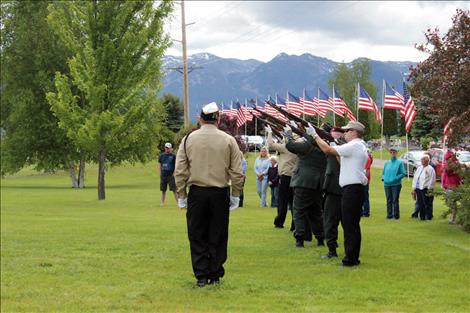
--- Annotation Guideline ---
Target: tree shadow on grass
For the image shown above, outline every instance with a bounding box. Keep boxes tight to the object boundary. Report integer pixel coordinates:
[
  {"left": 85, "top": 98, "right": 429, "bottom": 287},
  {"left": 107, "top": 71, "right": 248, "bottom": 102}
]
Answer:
[{"left": 1, "top": 183, "right": 153, "bottom": 190}]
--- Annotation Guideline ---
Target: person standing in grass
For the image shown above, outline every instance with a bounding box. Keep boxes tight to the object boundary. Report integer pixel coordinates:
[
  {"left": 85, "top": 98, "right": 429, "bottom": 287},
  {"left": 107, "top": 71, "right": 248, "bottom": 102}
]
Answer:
[
  {"left": 266, "top": 125, "right": 297, "bottom": 230},
  {"left": 382, "top": 148, "right": 406, "bottom": 220},
  {"left": 362, "top": 150, "right": 373, "bottom": 217},
  {"left": 284, "top": 125, "right": 326, "bottom": 248},
  {"left": 254, "top": 147, "right": 270, "bottom": 207},
  {"left": 239, "top": 151, "right": 247, "bottom": 208},
  {"left": 321, "top": 126, "right": 345, "bottom": 259},
  {"left": 175, "top": 102, "right": 244, "bottom": 288},
  {"left": 412, "top": 155, "right": 436, "bottom": 221},
  {"left": 267, "top": 156, "right": 279, "bottom": 208},
  {"left": 310, "top": 121, "right": 368, "bottom": 267},
  {"left": 441, "top": 151, "right": 462, "bottom": 224},
  {"left": 158, "top": 142, "right": 177, "bottom": 206}
]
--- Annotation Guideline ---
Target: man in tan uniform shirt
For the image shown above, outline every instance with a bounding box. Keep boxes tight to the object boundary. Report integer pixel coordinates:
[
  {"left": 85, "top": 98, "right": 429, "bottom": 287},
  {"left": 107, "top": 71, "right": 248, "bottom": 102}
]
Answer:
[
  {"left": 265, "top": 125, "right": 298, "bottom": 230},
  {"left": 175, "top": 102, "right": 244, "bottom": 287}
]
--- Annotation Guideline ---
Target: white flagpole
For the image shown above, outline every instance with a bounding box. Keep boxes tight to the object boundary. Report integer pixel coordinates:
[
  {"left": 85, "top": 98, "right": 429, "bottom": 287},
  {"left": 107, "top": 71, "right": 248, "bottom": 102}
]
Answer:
[
  {"left": 302, "top": 88, "right": 306, "bottom": 120},
  {"left": 332, "top": 85, "right": 336, "bottom": 126},
  {"left": 244, "top": 99, "right": 248, "bottom": 137},
  {"left": 406, "top": 132, "right": 410, "bottom": 180},
  {"left": 254, "top": 98, "right": 258, "bottom": 153},
  {"left": 381, "top": 80, "right": 385, "bottom": 162},
  {"left": 317, "top": 87, "right": 320, "bottom": 126},
  {"left": 356, "top": 83, "right": 360, "bottom": 120}
]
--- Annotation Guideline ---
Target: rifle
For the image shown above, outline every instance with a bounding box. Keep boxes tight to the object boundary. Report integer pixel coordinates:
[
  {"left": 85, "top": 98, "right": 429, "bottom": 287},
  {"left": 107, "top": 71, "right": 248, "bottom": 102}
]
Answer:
[
  {"left": 265, "top": 100, "right": 334, "bottom": 142},
  {"left": 252, "top": 108, "right": 304, "bottom": 136}
]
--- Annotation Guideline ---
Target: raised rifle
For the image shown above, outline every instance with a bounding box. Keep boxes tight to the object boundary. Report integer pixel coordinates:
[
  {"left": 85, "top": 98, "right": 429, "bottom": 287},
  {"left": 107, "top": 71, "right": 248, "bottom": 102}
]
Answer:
[
  {"left": 265, "top": 100, "right": 334, "bottom": 142},
  {"left": 252, "top": 108, "right": 304, "bottom": 136}
]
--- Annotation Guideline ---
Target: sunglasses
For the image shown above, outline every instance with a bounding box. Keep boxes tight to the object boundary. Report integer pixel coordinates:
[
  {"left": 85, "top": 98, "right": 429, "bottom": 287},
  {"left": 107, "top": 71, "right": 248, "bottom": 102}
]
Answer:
[{"left": 345, "top": 129, "right": 355, "bottom": 133}]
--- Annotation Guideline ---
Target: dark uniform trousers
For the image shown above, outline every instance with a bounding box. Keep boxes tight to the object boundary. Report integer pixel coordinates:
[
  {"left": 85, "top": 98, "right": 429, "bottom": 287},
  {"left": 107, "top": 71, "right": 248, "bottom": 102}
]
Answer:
[
  {"left": 323, "top": 192, "right": 342, "bottom": 250},
  {"left": 274, "top": 175, "right": 294, "bottom": 227},
  {"left": 186, "top": 185, "right": 230, "bottom": 280},
  {"left": 341, "top": 184, "right": 364, "bottom": 265},
  {"left": 293, "top": 187, "right": 324, "bottom": 241}
]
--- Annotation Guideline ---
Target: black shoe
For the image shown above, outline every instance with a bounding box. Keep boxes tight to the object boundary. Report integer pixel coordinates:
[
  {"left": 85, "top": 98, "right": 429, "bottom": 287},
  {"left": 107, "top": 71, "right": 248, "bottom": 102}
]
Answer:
[
  {"left": 208, "top": 278, "right": 220, "bottom": 285},
  {"left": 196, "top": 278, "right": 208, "bottom": 287},
  {"left": 274, "top": 225, "right": 284, "bottom": 229},
  {"left": 342, "top": 260, "right": 360, "bottom": 267},
  {"left": 295, "top": 239, "right": 304, "bottom": 248},
  {"left": 317, "top": 239, "right": 325, "bottom": 247},
  {"left": 321, "top": 250, "right": 338, "bottom": 259}
]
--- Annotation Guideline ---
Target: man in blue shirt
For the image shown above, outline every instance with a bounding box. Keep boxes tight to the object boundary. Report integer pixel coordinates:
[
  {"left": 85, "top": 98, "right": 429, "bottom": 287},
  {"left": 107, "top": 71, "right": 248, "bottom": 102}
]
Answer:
[
  {"left": 158, "top": 142, "right": 177, "bottom": 206},
  {"left": 382, "top": 148, "right": 406, "bottom": 219}
]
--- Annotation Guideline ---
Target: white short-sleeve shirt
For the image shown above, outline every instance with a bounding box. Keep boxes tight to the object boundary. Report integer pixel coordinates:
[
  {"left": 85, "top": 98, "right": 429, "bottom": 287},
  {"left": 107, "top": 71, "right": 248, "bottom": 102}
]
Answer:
[{"left": 333, "top": 138, "right": 368, "bottom": 187}]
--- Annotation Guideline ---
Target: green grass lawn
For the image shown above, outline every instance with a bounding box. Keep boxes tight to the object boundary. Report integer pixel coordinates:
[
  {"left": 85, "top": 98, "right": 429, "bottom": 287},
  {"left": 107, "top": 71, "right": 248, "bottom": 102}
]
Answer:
[{"left": 1, "top": 154, "right": 469, "bottom": 312}]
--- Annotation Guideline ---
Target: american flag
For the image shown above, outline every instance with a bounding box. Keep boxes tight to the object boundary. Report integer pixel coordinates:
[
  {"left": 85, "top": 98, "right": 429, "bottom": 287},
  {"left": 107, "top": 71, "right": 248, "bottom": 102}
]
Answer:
[
  {"left": 384, "top": 81, "right": 405, "bottom": 117},
  {"left": 233, "top": 101, "right": 246, "bottom": 128},
  {"left": 243, "top": 99, "right": 253, "bottom": 122},
  {"left": 300, "top": 89, "right": 326, "bottom": 117},
  {"left": 222, "top": 101, "right": 237, "bottom": 118},
  {"left": 286, "top": 92, "right": 303, "bottom": 117},
  {"left": 318, "top": 88, "right": 334, "bottom": 112},
  {"left": 403, "top": 81, "right": 416, "bottom": 133},
  {"left": 275, "top": 94, "right": 288, "bottom": 122},
  {"left": 250, "top": 98, "right": 263, "bottom": 117},
  {"left": 264, "top": 95, "right": 279, "bottom": 118},
  {"left": 330, "top": 88, "right": 349, "bottom": 116},
  {"left": 358, "top": 85, "right": 381, "bottom": 122},
  {"left": 332, "top": 88, "right": 356, "bottom": 121}
]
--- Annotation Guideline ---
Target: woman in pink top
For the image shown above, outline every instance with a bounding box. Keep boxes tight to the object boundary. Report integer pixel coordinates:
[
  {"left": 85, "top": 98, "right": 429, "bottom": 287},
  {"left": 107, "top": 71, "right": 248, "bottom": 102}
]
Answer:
[{"left": 441, "top": 151, "right": 462, "bottom": 224}]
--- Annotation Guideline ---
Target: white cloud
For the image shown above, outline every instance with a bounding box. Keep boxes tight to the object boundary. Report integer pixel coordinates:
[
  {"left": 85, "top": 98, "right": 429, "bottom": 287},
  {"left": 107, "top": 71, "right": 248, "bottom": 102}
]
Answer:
[{"left": 165, "top": 1, "right": 470, "bottom": 62}]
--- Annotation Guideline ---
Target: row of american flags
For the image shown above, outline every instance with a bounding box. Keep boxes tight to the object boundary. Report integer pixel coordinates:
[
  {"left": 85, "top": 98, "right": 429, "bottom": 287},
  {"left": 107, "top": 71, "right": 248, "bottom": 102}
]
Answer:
[{"left": 218, "top": 80, "right": 417, "bottom": 133}]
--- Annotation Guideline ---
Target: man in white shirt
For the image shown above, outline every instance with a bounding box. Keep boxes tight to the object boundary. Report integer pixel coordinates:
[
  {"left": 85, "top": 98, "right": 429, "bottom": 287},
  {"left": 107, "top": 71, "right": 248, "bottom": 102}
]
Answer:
[
  {"left": 412, "top": 155, "right": 436, "bottom": 220},
  {"left": 308, "top": 121, "right": 368, "bottom": 267}
]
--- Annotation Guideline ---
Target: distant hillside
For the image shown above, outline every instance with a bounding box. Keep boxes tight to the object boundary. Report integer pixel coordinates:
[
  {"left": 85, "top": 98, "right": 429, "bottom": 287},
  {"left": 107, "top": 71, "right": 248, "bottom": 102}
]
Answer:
[{"left": 162, "top": 52, "right": 416, "bottom": 120}]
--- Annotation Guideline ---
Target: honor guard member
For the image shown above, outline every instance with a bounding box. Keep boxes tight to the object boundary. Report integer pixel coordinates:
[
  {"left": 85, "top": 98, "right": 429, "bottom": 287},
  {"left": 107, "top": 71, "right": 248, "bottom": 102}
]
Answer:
[
  {"left": 174, "top": 102, "right": 244, "bottom": 287},
  {"left": 321, "top": 126, "right": 346, "bottom": 259},
  {"left": 265, "top": 125, "right": 298, "bottom": 230},
  {"left": 308, "top": 121, "right": 368, "bottom": 267},
  {"left": 283, "top": 124, "right": 326, "bottom": 248}
]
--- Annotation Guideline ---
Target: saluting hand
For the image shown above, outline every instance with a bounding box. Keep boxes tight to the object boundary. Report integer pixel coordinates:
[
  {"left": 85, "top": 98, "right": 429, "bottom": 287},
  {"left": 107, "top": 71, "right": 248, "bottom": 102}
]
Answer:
[{"left": 265, "top": 125, "right": 272, "bottom": 133}]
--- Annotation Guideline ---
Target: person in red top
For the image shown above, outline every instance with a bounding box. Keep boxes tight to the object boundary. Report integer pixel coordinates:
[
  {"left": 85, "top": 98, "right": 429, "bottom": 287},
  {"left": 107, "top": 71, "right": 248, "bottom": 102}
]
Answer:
[
  {"left": 362, "top": 150, "right": 373, "bottom": 217},
  {"left": 441, "top": 150, "right": 463, "bottom": 224}
]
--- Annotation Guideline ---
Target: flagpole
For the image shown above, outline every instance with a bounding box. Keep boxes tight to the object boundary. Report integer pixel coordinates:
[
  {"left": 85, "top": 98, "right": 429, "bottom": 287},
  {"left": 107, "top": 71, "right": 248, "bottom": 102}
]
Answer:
[
  {"left": 356, "top": 83, "right": 360, "bottom": 121},
  {"left": 254, "top": 98, "right": 258, "bottom": 153},
  {"left": 380, "top": 80, "right": 385, "bottom": 162},
  {"left": 332, "top": 85, "right": 336, "bottom": 126},
  {"left": 317, "top": 87, "right": 320, "bottom": 126},
  {"left": 406, "top": 132, "right": 410, "bottom": 180},
  {"left": 302, "top": 88, "right": 306, "bottom": 120},
  {"left": 244, "top": 99, "right": 248, "bottom": 138}
]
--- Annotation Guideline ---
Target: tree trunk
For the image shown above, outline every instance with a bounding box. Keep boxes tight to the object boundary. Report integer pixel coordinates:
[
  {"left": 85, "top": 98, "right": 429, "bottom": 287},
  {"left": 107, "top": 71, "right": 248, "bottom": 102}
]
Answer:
[
  {"left": 78, "top": 159, "right": 85, "bottom": 188},
  {"left": 68, "top": 161, "right": 79, "bottom": 188},
  {"left": 98, "top": 148, "right": 106, "bottom": 200}
]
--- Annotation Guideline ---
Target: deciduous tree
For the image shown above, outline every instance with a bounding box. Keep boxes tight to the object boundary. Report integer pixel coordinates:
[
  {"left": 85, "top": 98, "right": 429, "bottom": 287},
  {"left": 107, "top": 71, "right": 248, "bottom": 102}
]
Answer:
[
  {"left": 47, "top": 1, "right": 173, "bottom": 199},
  {"left": 410, "top": 9, "right": 470, "bottom": 146}
]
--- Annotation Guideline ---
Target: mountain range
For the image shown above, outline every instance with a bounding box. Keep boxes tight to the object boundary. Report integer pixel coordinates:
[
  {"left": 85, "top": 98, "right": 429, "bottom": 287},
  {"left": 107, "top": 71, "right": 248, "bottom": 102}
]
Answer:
[{"left": 161, "top": 52, "right": 416, "bottom": 120}]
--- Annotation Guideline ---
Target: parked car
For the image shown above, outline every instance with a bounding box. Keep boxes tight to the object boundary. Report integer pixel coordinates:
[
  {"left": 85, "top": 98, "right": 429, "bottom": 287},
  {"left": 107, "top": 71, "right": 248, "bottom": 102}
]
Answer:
[
  {"left": 240, "top": 135, "right": 265, "bottom": 151},
  {"left": 400, "top": 150, "right": 426, "bottom": 176},
  {"left": 456, "top": 151, "right": 470, "bottom": 167}
]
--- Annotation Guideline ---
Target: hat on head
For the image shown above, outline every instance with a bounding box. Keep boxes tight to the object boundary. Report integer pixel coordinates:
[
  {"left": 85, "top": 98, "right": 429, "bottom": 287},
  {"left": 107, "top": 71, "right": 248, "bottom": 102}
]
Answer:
[
  {"left": 200, "top": 102, "right": 219, "bottom": 121},
  {"left": 164, "top": 142, "right": 172, "bottom": 148},
  {"left": 341, "top": 121, "right": 365, "bottom": 133},
  {"left": 389, "top": 147, "right": 398, "bottom": 152}
]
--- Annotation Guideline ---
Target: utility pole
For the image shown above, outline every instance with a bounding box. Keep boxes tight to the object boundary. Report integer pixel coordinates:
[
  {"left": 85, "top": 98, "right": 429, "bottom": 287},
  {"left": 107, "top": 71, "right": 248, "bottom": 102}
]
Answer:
[{"left": 181, "top": 0, "right": 189, "bottom": 127}]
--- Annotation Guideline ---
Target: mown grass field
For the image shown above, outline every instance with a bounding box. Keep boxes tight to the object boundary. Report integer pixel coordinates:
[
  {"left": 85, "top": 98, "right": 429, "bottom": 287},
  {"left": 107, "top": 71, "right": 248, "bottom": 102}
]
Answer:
[{"left": 1, "top": 153, "right": 469, "bottom": 312}]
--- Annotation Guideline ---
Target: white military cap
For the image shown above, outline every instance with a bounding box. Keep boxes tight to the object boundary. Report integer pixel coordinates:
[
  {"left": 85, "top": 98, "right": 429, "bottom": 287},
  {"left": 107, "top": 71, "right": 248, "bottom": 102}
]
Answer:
[{"left": 202, "top": 102, "right": 219, "bottom": 114}]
